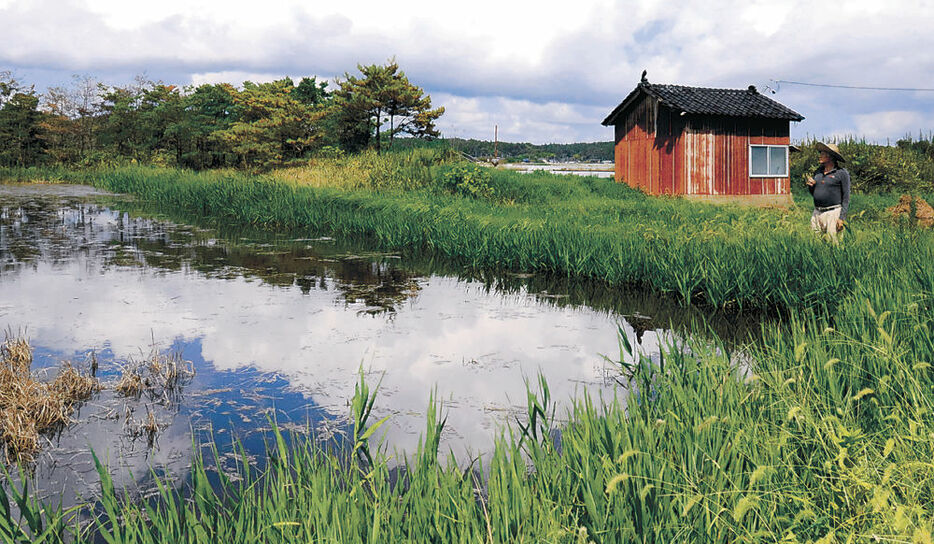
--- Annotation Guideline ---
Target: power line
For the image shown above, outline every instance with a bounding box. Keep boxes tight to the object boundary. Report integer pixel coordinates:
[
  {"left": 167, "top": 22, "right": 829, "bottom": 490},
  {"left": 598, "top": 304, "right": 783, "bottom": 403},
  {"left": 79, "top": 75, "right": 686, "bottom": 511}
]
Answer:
[{"left": 771, "top": 79, "right": 934, "bottom": 92}]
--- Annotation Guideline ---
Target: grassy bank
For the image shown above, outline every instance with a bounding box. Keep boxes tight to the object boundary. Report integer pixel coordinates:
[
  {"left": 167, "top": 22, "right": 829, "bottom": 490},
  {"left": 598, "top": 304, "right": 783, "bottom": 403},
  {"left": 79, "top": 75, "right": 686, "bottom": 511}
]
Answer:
[
  {"left": 3, "top": 267, "right": 933, "bottom": 542},
  {"left": 2, "top": 151, "right": 934, "bottom": 542},
  {"left": 3, "top": 155, "right": 931, "bottom": 314}
]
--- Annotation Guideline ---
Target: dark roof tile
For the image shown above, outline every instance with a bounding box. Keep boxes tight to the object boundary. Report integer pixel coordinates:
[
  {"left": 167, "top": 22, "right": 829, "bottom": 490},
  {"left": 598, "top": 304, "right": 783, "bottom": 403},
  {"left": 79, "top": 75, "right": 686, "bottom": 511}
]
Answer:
[{"left": 602, "top": 82, "right": 804, "bottom": 125}]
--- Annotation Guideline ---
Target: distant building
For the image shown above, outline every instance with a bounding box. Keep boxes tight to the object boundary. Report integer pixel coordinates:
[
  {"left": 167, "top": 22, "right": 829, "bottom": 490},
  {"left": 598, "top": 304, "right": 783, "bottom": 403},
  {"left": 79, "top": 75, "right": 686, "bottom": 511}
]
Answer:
[{"left": 601, "top": 75, "right": 804, "bottom": 205}]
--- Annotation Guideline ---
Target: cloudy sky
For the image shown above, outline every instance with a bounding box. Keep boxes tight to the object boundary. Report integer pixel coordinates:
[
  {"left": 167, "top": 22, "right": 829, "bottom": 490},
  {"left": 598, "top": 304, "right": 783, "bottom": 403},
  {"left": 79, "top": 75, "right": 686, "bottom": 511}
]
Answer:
[{"left": 1, "top": 0, "right": 933, "bottom": 143}]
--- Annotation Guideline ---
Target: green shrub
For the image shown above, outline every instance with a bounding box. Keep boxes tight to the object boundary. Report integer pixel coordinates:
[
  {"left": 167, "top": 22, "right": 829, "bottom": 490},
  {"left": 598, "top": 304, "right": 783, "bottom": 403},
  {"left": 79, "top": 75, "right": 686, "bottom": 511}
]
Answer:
[
  {"left": 439, "top": 163, "right": 496, "bottom": 200},
  {"left": 791, "top": 138, "right": 934, "bottom": 194},
  {"left": 314, "top": 145, "right": 345, "bottom": 159}
]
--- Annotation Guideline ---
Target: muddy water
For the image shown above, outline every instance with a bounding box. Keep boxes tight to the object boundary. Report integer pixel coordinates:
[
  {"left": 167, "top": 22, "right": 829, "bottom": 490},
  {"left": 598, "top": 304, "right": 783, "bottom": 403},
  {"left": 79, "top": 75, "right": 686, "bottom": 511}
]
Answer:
[{"left": 0, "top": 183, "right": 753, "bottom": 506}]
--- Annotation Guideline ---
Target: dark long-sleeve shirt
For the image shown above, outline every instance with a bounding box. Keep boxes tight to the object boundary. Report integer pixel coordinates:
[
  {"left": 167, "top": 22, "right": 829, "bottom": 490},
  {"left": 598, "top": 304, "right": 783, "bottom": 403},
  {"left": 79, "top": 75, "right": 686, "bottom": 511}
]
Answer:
[{"left": 809, "top": 166, "right": 851, "bottom": 220}]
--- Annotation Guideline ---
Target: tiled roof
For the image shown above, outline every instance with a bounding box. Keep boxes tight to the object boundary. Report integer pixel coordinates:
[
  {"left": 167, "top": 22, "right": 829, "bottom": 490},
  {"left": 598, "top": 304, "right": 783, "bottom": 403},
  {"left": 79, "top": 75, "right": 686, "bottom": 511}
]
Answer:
[{"left": 602, "top": 82, "right": 804, "bottom": 125}]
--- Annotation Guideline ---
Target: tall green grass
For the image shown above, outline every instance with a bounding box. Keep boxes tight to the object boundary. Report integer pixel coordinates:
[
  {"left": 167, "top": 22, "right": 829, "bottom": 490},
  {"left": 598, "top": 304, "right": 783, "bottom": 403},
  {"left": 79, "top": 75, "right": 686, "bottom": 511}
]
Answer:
[
  {"left": 3, "top": 152, "right": 934, "bottom": 542},
  {"left": 6, "top": 161, "right": 929, "bottom": 314},
  {"left": 4, "top": 254, "right": 932, "bottom": 542}
]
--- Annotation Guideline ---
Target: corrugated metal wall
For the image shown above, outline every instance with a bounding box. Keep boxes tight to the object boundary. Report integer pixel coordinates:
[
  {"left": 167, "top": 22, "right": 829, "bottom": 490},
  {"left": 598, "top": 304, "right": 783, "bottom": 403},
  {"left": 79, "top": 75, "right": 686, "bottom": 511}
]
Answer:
[
  {"left": 614, "top": 98, "right": 658, "bottom": 194},
  {"left": 613, "top": 96, "right": 791, "bottom": 196}
]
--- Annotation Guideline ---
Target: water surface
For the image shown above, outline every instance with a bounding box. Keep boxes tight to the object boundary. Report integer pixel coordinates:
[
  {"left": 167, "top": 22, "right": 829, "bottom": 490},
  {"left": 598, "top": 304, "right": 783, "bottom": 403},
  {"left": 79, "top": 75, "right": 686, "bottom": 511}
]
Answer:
[{"left": 0, "top": 182, "right": 728, "bottom": 505}]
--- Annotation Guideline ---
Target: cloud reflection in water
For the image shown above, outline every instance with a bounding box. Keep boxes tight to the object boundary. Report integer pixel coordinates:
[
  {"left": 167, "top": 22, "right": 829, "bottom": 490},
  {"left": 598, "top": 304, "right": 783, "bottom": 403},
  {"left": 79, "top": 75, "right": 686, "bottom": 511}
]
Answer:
[{"left": 0, "top": 184, "right": 665, "bottom": 483}]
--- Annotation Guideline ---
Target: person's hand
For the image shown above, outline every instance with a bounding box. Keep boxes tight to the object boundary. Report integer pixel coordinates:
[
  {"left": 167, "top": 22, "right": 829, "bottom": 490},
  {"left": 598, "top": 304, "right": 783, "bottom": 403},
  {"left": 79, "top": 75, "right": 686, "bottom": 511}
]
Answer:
[
  {"left": 836, "top": 219, "right": 844, "bottom": 232},
  {"left": 806, "top": 176, "right": 816, "bottom": 187}
]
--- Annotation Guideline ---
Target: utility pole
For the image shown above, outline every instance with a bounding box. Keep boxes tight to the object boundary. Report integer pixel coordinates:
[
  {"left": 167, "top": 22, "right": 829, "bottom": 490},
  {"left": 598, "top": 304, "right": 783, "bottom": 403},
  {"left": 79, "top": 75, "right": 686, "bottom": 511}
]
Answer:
[{"left": 493, "top": 125, "right": 499, "bottom": 165}]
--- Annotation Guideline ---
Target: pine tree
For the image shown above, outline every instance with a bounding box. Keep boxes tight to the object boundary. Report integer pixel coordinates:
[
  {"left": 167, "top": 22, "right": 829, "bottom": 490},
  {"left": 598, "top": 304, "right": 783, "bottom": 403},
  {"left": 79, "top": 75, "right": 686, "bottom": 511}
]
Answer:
[
  {"left": 331, "top": 60, "right": 444, "bottom": 154},
  {"left": 0, "top": 74, "right": 45, "bottom": 167}
]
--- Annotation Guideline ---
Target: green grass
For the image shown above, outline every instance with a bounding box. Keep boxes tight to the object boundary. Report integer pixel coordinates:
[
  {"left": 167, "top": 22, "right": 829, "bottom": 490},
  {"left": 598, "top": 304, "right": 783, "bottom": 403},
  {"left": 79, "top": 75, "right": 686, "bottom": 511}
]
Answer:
[
  {"left": 3, "top": 268, "right": 932, "bottom": 542},
  {"left": 4, "top": 160, "right": 929, "bottom": 314},
  {"left": 791, "top": 137, "right": 934, "bottom": 195},
  {"left": 2, "top": 151, "right": 934, "bottom": 542}
]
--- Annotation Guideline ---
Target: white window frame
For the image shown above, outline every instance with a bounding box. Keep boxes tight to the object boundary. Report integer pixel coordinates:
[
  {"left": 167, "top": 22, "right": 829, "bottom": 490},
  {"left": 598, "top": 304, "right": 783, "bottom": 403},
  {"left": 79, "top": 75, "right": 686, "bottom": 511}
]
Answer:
[{"left": 749, "top": 144, "right": 789, "bottom": 178}]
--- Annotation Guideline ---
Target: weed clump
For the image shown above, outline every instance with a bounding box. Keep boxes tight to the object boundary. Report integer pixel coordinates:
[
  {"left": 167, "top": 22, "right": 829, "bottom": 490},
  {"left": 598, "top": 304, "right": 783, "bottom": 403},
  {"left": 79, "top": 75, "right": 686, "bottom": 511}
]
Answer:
[
  {"left": 50, "top": 362, "right": 99, "bottom": 403},
  {"left": 0, "top": 336, "right": 100, "bottom": 462},
  {"left": 114, "top": 368, "right": 143, "bottom": 398},
  {"left": 115, "top": 350, "right": 193, "bottom": 404},
  {"left": 439, "top": 163, "right": 496, "bottom": 200},
  {"left": 889, "top": 194, "right": 934, "bottom": 227}
]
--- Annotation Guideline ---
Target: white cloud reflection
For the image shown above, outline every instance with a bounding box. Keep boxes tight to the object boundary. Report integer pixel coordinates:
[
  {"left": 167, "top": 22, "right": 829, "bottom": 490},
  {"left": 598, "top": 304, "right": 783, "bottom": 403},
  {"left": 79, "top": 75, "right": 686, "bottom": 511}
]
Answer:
[
  {"left": 0, "top": 188, "right": 668, "bottom": 462},
  {"left": 3, "top": 260, "right": 659, "bottom": 456}
]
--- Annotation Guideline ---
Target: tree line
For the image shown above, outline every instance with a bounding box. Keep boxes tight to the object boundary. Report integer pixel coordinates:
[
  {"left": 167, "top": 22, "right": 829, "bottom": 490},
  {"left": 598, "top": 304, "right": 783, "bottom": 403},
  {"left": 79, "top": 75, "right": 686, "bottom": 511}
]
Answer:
[
  {"left": 446, "top": 138, "right": 614, "bottom": 162},
  {"left": 0, "top": 61, "right": 444, "bottom": 170}
]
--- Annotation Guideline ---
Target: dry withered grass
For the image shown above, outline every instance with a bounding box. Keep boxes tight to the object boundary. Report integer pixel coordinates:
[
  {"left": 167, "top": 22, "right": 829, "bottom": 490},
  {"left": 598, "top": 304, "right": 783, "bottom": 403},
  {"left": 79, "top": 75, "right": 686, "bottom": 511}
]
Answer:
[
  {"left": 0, "top": 332, "right": 193, "bottom": 462},
  {"left": 889, "top": 194, "right": 934, "bottom": 227},
  {"left": 115, "top": 350, "right": 194, "bottom": 404},
  {"left": 115, "top": 367, "right": 144, "bottom": 398},
  {"left": 124, "top": 408, "right": 163, "bottom": 448},
  {"left": 51, "top": 362, "right": 100, "bottom": 403},
  {"left": 0, "top": 336, "right": 100, "bottom": 463},
  {"left": 1, "top": 336, "right": 32, "bottom": 373}
]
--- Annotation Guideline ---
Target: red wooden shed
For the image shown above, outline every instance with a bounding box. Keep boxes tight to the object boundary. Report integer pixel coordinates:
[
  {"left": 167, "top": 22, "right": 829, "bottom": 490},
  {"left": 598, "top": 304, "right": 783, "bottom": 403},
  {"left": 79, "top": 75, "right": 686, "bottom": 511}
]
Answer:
[{"left": 602, "top": 75, "right": 804, "bottom": 205}]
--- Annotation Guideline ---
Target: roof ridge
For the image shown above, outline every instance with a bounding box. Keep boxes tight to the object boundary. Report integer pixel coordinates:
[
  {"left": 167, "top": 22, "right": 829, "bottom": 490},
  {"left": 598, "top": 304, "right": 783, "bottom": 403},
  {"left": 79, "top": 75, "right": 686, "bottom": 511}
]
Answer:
[
  {"left": 647, "top": 82, "right": 759, "bottom": 92},
  {"left": 603, "top": 81, "right": 804, "bottom": 125}
]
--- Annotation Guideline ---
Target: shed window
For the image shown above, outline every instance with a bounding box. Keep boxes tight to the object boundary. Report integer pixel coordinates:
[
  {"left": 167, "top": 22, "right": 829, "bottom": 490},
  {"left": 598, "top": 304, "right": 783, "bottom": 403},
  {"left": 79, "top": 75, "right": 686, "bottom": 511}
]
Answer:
[{"left": 749, "top": 145, "right": 788, "bottom": 177}]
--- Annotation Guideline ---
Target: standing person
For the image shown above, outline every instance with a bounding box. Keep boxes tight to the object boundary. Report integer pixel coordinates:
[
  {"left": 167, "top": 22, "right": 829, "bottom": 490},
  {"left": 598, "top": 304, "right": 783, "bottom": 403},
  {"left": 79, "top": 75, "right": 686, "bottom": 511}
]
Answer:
[{"left": 805, "top": 142, "right": 851, "bottom": 242}]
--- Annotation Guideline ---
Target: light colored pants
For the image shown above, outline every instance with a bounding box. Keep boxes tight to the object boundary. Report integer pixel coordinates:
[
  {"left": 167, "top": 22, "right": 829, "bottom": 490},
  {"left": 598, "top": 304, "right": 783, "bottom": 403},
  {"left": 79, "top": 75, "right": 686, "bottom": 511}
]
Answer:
[{"left": 811, "top": 206, "right": 842, "bottom": 242}]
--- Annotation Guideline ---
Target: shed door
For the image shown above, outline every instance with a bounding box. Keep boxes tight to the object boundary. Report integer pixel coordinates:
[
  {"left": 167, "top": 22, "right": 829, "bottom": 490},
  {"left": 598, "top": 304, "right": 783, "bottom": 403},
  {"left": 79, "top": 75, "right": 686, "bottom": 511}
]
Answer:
[{"left": 683, "top": 124, "right": 716, "bottom": 195}]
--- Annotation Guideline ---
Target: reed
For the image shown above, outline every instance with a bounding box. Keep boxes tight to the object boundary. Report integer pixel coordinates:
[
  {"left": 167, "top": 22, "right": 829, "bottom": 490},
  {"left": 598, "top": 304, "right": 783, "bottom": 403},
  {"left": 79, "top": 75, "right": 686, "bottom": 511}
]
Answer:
[
  {"left": 0, "top": 336, "right": 100, "bottom": 463},
  {"left": 3, "top": 268, "right": 931, "bottom": 542},
  {"left": 16, "top": 159, "right": 929, "bottom": 315},
  {"left": 114, "top": 350, "right": 194, "bottom": 403},
  {"left": 2, "top": 151, "right": 933, "bottom": 542}
]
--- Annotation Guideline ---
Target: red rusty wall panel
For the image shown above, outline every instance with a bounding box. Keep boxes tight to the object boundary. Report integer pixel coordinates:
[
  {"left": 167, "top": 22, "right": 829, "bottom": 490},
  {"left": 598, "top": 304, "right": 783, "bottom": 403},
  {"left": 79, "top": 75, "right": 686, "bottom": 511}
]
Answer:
[
  {"left": 671, "top": 112, "right": 687, "bottom": 195},
  {"left": 612, "top": 99, "right": 793, "bottom": 197},
  {"left": 682, "top": 119, "right": 717, "bottom": 195},
  {"left": 731, "top": 120, "right": 751, "bottom": 195},
  {"left": 714, "top": 118, "right": 731, "bottom": 195},
  {"left": 633, "top": 138, "right": 652, "bottom": 192},
  {"left": 654, "top": 106, "right": 678, "bottom": 195},
  {"left": 748, "top": 118, "right": 763, "bottom": 195},
  {"left": 749, "top": 174, "right": 764, "bottom": 195},
  {"left": 615, "top": 95, "right": 658, "bottom": 192}
]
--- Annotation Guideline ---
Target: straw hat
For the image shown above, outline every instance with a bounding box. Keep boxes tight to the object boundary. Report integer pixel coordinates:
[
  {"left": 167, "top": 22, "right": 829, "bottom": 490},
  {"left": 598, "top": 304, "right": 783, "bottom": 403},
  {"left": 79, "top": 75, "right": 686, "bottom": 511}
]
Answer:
[{"left": 815, "top": 142, "right": 845, "bottom": 164}]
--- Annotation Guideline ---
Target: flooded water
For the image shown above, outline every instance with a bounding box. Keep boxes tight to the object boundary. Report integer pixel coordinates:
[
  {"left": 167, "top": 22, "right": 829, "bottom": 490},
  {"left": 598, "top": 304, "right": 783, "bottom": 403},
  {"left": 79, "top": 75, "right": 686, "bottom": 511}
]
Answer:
[
  {"left": 0, "top": 182, "right": 746, "bottom": 507},
  {"left": 501, "top": 163, "right": 615, "bottom": 178}
]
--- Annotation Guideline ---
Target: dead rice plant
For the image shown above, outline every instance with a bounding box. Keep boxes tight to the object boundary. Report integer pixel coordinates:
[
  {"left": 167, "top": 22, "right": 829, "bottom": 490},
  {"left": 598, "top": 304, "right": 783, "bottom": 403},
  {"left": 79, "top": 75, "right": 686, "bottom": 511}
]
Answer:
[
  {"left": 115, "top": 367, "right": 144, "bottom": 398},
  {"left": 51, "top": 362, "right": 101, "bottom": 405},
  {"left": 0, "top": 335, "right": 32, "bottom": 374},
  {"left": 0, "top": 336, "right": 100, "bottom": 463},
  {"left": 124, "top": 409, "right": 164, "bottom": 449}
]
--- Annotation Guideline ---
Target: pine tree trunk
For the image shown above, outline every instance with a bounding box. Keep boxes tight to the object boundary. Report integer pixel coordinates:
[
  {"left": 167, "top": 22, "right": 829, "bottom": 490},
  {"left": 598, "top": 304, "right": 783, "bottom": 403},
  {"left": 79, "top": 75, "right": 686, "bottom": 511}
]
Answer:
[{"left": 375, "top": 107, "right": 381, "bottom": 155}]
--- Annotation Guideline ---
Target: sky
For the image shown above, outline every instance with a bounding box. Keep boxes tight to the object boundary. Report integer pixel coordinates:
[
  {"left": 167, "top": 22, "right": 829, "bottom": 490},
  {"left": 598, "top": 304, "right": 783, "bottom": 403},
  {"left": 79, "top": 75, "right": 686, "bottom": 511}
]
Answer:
[{"left": 1, "top": 0, "right": 933, "bottom": 144}]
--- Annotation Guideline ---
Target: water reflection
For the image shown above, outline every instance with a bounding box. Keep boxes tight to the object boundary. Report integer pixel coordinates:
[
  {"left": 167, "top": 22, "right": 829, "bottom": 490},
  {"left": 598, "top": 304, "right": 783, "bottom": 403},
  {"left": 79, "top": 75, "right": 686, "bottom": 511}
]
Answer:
[
  {"left": 501, "top": 163, "right": 616, "bottom": 179},
  {"left": 0, "top": 182, "right": 691, "bottom": 504}
]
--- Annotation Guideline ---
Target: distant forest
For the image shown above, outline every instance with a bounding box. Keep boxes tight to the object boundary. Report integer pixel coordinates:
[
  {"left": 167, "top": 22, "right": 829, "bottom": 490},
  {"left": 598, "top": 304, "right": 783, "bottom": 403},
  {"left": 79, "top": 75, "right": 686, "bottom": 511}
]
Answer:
[
  {"left": 445, "top": 138, "right": 614, "bottom": 162},
  {"left": 0, "top": 60, "right": 444, "bottom": 170},
  {"left": 370, "top": 137, "right": 614, "bottom": 162},
  {"left": 3, "top": 59, "right": 614, "bottom": 169}
]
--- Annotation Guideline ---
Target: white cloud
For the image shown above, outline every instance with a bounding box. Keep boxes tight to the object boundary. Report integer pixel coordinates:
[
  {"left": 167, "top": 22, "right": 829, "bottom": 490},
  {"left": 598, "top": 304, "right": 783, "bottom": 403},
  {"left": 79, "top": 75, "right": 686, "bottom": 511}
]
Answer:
[
  {"left": 852, "top": 110, "right": 934, "bottom": 141},
  {"left": 435, "top": 93, "right": 613, "bottom": 143},
  {"left": 2, "top": 0, "right": 933, "bottom": 142}
]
